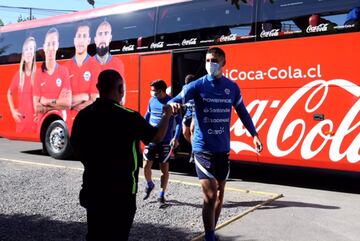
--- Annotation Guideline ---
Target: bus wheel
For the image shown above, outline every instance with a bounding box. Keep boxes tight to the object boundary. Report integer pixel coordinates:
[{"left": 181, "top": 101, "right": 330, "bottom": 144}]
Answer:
[{"left": 44, "top": 120, "right": 73, "bottom": 159}]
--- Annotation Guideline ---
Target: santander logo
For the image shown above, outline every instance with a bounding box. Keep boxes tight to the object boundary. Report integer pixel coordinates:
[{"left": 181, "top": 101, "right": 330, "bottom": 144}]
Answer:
[{"left": 230, "top": 79, "right": 360, "bottom": 164}]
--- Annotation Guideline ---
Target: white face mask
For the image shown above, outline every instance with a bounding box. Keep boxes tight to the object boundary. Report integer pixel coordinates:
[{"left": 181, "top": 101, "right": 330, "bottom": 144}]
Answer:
[
  {"left": 206, "top": 62, "right": 221, "bottom": 77},
  {"left": 150, "top": 90, "right": 156, "bottom": 97}
]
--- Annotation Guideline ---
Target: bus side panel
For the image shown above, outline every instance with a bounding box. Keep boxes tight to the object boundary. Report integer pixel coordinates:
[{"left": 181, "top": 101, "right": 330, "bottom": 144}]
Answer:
[
  {"left": 222, "top": 33, "right": 360, "bottom": 172},
  {"left": 116, "top": 55, "right": 140, "bottom": 111},
  {"left": 139, "top": 53, "right": 172, "bottom": 116}
]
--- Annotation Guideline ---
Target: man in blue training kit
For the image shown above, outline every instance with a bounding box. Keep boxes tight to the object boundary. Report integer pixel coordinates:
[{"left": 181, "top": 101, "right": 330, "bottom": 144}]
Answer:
[
  {"left": 169, "top": 47, "right": 263, "bottom": 241},
  {"left": 182, "top": 74, "right": 196, "bottom": 163},
  {"left": 143, "top": 79, "right": 182, "bottom": 206}
]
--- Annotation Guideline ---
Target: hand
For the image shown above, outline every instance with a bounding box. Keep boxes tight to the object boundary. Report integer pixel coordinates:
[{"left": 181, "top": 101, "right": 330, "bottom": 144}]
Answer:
[
  {"left": 11, "top": 110, "right": 22, "bottom": 123},
  {"left": 168, "top": 102, "right": 182, "bottom": 115},
  {"left": 253, "top": 135, "right": 263, "bottom": 153},
  {"left": 170, "top": 138, "right": 179, "bottom": 148},
  {"left": 162, "top": 104, "right": 173, "bottom": 117}
]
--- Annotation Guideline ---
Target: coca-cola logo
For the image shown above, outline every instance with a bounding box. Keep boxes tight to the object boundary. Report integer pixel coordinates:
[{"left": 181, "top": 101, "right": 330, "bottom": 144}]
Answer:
[
  {"left": 260, "top": 29, "right": 280, "bottom": 38},
  {"left": 230, "top": 79, "right": 360, "bottom": 164},
  {"left": 182, "top": 38, "right": 197, "bottom": 46},
  {"left": 150, "top": 42, "right": 164, "bottom": 49},
  {"left": 122, "top": 45, "right": 135, "bottom": 52},
  {"left": 306, "top": 23, "right": 329, "bottom": 33},
  {"left": 220, "top": 34, "right": 237, "bottom": 42}
]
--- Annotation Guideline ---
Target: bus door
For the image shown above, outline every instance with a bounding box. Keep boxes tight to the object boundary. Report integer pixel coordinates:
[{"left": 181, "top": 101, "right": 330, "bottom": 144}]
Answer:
[
  {"left": 171, "top": 49, "right": 207, "bottom": 156},
  {"left": 139, "top": 53, "right": 172, "bottom": 116}
]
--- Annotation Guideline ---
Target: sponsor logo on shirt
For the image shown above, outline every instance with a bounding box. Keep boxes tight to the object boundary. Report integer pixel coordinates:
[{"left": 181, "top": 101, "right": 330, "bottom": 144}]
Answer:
[
  {"left": 56, "top": 78, "right": 62, "bottom": 87},
  {"left": 203, "top": 98, "right": 232, "bottom": 103},
  {"left": 203, "top": 117, "right": 230, "bottom": 123},
  {"left": 224, "top": 88, "right": 230, "bottom": 95},
  {"left": 203, "top": 108, "right": 231, "bottom": 113},
  {"left": 83, "top": 71, "right": 91, "bottom": 81},
  {"left": 208, "top": 127, "right": 225, "bottom": 135}
]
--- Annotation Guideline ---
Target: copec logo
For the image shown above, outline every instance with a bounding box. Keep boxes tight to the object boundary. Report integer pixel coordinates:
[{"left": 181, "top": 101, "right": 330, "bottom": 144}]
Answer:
[
  {"left": 225, "top": 64, "right": 322, "bottom": 81},
  {"left": 230, "top": 79, "right": 360, "bottom": 164}
]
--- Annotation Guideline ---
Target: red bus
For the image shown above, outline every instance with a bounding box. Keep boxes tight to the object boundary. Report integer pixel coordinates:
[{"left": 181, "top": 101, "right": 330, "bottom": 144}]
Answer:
[{"left": 0, "top": 0, "right": 359, "bottom": 172}]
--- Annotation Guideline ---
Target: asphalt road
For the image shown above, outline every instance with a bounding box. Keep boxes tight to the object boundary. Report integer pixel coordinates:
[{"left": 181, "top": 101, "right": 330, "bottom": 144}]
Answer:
[{"left": 0, "top": 138, "right": 359, "bottom": 241}]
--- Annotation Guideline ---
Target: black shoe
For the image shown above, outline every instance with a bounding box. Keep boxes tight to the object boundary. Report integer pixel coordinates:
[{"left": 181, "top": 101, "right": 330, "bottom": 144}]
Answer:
[
  {"left": 143, "top": 185, "right": 154, "bottom": 200},
  {"left": 158, "top": 196, "right": 166, "bottom": 208}
]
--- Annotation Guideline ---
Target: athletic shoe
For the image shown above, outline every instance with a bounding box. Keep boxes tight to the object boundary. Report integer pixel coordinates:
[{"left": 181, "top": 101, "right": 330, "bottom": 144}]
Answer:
[
  {"left": 158, "top": 196, "right": 166, "bottom": 208},
  {"left": 143, "top": 185, "right": 154, "bottom": 200}
]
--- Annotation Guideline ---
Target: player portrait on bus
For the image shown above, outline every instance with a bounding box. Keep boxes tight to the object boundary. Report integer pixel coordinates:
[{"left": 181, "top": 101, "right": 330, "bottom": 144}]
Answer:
[
  {"left": 7, "top": 36, "right": 37, "bottom": 134},
  {"left": 65, "top": 22, "right": 100, "bottom": 119},
  {"left": 33, "top": 27, "right": 71, "bottom": 119},
  {"left": 94, "top": 20, "right": 126, "bottom": 104}
]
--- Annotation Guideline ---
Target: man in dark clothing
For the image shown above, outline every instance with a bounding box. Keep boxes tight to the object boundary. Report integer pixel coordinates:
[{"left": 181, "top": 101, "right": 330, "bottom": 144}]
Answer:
[{"left": 71, "top": 69, "right": 172, "bottom": 241}]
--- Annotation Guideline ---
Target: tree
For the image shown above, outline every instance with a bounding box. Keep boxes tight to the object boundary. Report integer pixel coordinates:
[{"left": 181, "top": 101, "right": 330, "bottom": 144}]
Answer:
[
  {"left": 17, "top": 14, "right": 36, "bottom": 22},
  {"left": 87, "top": 0, "right": 95, "bottom": 8},
  {"left": 0, "top": 18, "right": 4, "bottom": 26}
]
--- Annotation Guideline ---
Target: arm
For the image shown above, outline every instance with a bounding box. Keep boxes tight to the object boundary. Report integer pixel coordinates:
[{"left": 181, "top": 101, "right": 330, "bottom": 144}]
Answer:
[
  {"left": 235, "top": 102, "right": 263, "bottom": 153},
  {"left": 7, "top": 89, "right": 22, "bottom": 123},
  {"left": 233, "top": 85, "right": 263, "bottom": 153},
  {"left": 40, "top": 88, "right": 72, "bottom": 110},
  {"left": 168, "top": 80, "right": 197, "bottom": 115},
  {"left": 151, "top": 105, "right": 172, "bottom": 143},
  {"left": 34, "top": 95, "right": 52, "bottom": 114}
]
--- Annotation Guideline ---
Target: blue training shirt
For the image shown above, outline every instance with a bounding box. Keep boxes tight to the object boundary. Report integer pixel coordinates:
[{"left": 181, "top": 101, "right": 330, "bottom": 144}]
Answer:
[
  {"left": 145, "top": 95, "right": 182, "bottom": 144},
  {"left": 169, "top": 74, "right": 257, "bottom": 153}
]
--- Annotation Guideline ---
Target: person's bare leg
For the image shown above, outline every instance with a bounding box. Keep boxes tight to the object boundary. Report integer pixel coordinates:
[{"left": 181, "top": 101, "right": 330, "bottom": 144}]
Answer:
[
  {"left": 200, "top": 178, "right": 218, "bottom": 235},
  {"left": 159, "top": 162, "right": 169, "bottom": 193},
  {"left": 143, "top": 160, "right": 154, "bottom": 200},
  {"left": 215, "top": 180, "right": 226, "bottom": 227},
  {"left": 143, "top": 160, "right": 153, "bottom": 182}
]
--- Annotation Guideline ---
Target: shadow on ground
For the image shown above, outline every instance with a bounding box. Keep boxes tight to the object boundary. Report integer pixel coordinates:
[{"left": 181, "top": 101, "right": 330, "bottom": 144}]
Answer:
[
  {"left": 0, "top": 213, "right": 193, "bottom": 241},
  {"left": 0, "top": 214, "right": 86, "bottom": 241},
  {"left": 169, "top": 157, "right": 360, "bottom": 194}
]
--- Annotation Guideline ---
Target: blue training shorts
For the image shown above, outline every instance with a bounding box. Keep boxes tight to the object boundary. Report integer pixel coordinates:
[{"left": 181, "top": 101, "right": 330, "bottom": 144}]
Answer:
[
  {"left": 143, "top": 143, "right": 171, "bottom": 163},
  {"left": 194, "top": 151, "right": 230, "bottom": 181}
]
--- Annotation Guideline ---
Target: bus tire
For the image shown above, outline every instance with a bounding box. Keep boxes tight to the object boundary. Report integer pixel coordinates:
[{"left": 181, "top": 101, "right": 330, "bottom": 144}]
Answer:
[{"left": 44, "top": 120, "right": 73, "bottom": 159}]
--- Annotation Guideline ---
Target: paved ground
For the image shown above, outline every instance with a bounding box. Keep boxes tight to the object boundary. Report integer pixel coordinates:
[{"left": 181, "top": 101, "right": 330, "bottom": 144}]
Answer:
[{"left": 0, "top": 138, "right": 359, "bottom": 241}]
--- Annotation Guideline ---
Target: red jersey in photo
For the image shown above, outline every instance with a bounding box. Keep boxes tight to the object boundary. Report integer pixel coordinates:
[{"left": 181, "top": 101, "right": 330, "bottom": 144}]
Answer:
[
  {"left": 33, "top": 63, "right": 71, "bottom": 99},
  {"left": 65, "top": 54, "right": 100, "bottom": 95},
  {"left": 94, "top": 54, "right": 125, "bottom": 76},
  {"left": 9, "top": 72, "right": 36, "bottom": 133}
]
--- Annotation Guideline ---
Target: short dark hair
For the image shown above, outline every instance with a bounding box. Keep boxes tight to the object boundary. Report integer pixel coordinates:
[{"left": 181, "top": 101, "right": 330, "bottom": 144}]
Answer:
[
  {"left": 75, "top": 21, "right": 91, "bottom": 33},
  {"left": 184, "top": 74, "right": 195, "bottom": 84},
  {"left": 207, "top": 47, "right": 226, "bottom": 65},
  {"left": 97, "top": 69, "right": 123, "bottom": 94},
  {"left": 150, "top": 79, "right": 167, "bottom": 92}
]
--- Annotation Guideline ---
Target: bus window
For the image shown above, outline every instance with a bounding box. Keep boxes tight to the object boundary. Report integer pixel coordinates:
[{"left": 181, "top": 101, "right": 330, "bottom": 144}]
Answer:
[
  {"left": 257, "top": 0, "right": 360, "bottom": 40},
  {"left": 92, "top": 8, "right": 156, "bottom": 53},
  {"left": 156, "top": 0, "right": 255, "bottom": 49},
  {"left": 0, "top": 30, "right": 25, "bottom": 64}
]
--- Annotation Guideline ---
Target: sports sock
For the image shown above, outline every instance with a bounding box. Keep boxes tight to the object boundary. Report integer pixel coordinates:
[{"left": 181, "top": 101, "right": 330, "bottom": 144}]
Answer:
[
  {"left": 204, "top": 230, "right": 215, "bottom": 241},
  {"left": 147, "top": 181, "right": 154, "bottom": 188}
]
